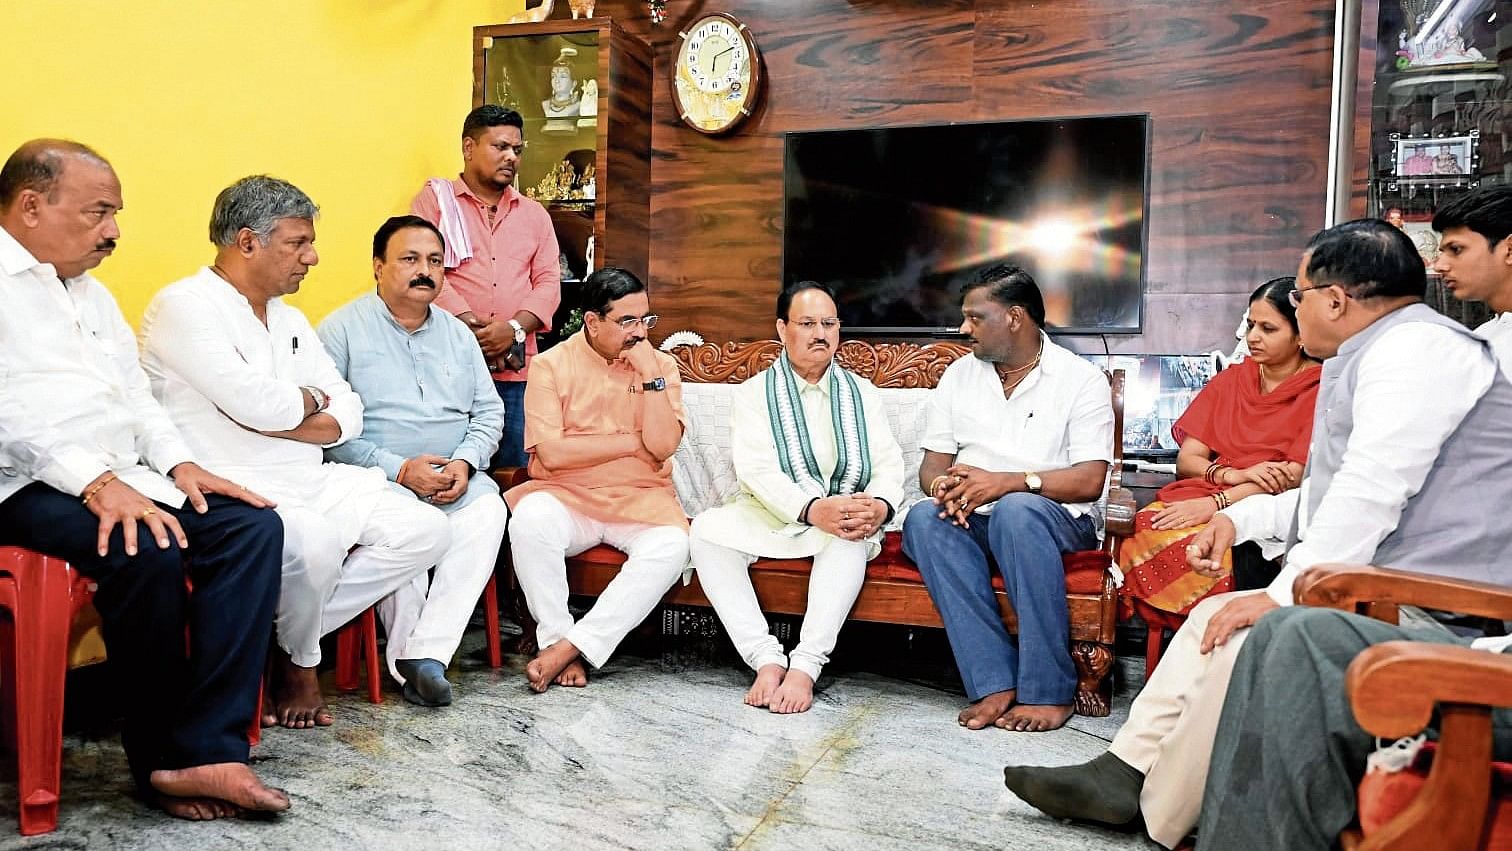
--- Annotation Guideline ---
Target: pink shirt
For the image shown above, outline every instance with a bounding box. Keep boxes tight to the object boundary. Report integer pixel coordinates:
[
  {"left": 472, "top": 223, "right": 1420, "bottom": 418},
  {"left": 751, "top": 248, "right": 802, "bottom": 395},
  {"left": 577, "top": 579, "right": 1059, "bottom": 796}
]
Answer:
[{"left": 410, "top": 178, "right": 561, "bottom": 381}]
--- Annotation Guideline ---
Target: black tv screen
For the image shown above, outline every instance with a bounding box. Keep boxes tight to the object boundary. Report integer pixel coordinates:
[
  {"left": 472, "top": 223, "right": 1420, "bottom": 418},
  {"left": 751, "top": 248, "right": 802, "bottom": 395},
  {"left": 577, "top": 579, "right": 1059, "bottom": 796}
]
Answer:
[{"left": 782, "top": 115, "right": 1150, "bottom": 334}]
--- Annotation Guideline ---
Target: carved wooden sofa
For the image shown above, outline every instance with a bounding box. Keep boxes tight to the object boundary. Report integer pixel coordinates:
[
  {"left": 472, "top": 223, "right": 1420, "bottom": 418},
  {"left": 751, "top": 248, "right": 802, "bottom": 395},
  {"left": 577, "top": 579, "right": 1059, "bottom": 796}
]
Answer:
[{"left": 495, "top": 339, "right": 1134, "bottom": 715}]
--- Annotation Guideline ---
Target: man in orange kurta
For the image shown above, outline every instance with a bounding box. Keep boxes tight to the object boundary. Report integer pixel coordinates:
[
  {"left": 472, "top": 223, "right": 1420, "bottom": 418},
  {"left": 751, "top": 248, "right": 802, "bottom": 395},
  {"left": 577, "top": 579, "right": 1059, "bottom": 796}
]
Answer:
[{"left": 505, "top": 267, "right": 689, "bottom": 692}]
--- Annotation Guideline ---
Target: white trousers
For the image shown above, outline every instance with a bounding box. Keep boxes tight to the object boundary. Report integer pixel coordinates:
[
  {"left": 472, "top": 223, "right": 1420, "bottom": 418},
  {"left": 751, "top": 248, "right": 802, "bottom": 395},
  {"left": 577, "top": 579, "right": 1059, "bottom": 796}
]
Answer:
[
  {"left": 377, "top": 495, "right": 508, "bottom": 683},
  {"left": 509, "top": 491, "right": 689, "bottom": 668},
  {"left": 689, "top": 516, "right": 868, "bottom": 681},
  {"left": 276, "top": 486, "right": 452, "bottom": 667},
  {"left": 1108, "top": 589, "right": 1260, "bottom": 849}
]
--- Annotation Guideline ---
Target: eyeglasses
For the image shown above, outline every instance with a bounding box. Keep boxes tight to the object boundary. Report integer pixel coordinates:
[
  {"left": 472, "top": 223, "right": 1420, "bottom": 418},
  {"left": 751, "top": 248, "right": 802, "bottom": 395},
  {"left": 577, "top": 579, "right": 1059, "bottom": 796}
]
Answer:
[
  {"left": 790, "top": 318, "right": 842, "bottom": 331},
  {"left": 1287, "top": 283, "right": 1329, "bottom": 308},
  {"left": 609, "top": 314, "right": 658, "bottom": 330}
]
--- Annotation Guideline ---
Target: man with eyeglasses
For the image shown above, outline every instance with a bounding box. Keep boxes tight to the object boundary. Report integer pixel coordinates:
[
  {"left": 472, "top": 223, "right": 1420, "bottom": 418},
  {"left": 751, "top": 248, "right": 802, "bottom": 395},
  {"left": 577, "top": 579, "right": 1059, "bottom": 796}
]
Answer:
[
  {"left": 689, "top": 281, "right": 905, "bottom": 714},
  {"left": 410, "top": 104, "right": 561, "bottom": 468},
  {"left": 505, "top": 266, "right": 689, "bottom": 692},
  {"left": 1004, "top": 217, "right": 1512, "bottom": 849}
]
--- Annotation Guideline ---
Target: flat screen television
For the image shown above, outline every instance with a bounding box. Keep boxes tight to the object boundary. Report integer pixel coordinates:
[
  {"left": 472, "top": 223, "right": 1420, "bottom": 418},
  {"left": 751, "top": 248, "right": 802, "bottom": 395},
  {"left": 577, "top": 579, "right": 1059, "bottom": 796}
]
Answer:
[{"left": 783, "top": 115, "right": 1150, "bottom": 334}]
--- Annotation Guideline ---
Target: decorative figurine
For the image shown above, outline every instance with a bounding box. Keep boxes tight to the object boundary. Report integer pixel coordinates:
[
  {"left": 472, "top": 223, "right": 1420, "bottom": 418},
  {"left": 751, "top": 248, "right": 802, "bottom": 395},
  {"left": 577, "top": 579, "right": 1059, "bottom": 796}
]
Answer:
[
  {"left": 508, "top": 0, "right": 555, "bottom": 24},
  {"left": 568, "top": 0, "right": 595, "bottom": 19}
]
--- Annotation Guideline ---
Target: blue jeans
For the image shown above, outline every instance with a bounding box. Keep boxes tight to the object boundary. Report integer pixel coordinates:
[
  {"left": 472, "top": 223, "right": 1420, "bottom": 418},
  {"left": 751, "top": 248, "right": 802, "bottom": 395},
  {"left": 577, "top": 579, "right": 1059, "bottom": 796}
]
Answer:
[
  {"left": 902, "top": 492, "right": 1096, "bottom": 705},
  {"left": 491, "top": 379, "right": 528, "bottom": 469}
]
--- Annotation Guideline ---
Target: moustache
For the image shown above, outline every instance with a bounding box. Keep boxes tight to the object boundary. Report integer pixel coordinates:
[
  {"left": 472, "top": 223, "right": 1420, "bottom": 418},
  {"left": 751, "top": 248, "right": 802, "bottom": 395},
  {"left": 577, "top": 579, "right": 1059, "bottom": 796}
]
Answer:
[
  {"left": 622, "top": 337, "right": 644, "bottom": 349},
  {"left": 808, "top": 340, "right": 829, "bottom": 348},
  {"left": 96, "top": 239, "right": 117, "bottom": 251},
  {"left": 408, "top": 276, "right": 436, "bottom": 289}
]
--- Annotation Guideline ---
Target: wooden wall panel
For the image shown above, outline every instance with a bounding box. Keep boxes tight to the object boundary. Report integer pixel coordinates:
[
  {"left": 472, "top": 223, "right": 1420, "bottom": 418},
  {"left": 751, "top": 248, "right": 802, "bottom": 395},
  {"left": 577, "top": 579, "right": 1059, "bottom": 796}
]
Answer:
[{"left": 586, "top": 0, "right": 1335, "bottom": 352}]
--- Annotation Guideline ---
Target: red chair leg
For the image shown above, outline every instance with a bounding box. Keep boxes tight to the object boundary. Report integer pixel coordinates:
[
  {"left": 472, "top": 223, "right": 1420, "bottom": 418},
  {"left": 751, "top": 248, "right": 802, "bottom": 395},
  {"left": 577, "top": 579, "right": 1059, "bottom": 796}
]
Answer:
[
  {"left": 334, "top": 619, "right": 360, "bottom": 692},
  {"left": 248, "top": 680, "right": 264, "bottom": 747},
  {"left": 1145, "top": 623, "right": 1164, "bottom": 681},
  {"left": 8, "top": 553, "right": 74, "bottom": 835},
  {"left": 483, "top": 574, "right": 502, "bottom": 669},
  {"left": 361, "top": 608, "right": 381, "bottom": 705}
]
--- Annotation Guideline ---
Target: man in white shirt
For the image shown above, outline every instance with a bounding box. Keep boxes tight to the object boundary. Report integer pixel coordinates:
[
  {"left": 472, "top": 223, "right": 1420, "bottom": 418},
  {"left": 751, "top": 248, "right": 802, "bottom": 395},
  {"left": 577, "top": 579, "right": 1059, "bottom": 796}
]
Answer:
[
  {"left": 0, "top": 140, "right": 288, "bottom": 819},
  {"left": 1192, "top": 183, "right": 1512, "bottom": 851},
  {"left": 140, "top": 176, "right": 449, "bottom": 729},
  {"left": 1004, "top": 218, "right": 1512, "bottom": 849},
  {"left": 1431, "top": 185, "right": 1512, "bottom": 360},
  {"left": 901, "top": 264, "right": 1113, "bottom": 734},
  {"left": 689, "top": 281, "right": 905, "bottom": 714}
]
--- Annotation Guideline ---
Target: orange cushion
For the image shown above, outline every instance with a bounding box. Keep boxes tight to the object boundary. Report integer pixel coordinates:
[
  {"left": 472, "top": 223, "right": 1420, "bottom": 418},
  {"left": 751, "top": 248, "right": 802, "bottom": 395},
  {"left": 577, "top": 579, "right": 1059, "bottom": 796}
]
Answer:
[
  {"left": 571, "top": 530, "right": 1108, "bottom": 594},
  {"left": 1358, "top": 742, "right": 1512, "bottom": 847}
]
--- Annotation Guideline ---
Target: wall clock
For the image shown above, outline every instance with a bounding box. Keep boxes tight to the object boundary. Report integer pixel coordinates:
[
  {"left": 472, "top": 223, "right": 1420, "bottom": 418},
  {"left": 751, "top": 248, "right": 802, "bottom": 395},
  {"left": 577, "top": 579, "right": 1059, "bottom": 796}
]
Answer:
[{"left": 671, "top": 12, "right": 763, "bottom": 135}]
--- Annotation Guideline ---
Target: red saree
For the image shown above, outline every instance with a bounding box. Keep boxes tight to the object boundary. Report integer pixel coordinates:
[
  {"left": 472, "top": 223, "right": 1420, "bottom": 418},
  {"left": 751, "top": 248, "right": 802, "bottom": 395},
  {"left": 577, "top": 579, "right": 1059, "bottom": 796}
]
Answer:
[{"left": 1118, "top": 358, "right": 1321, "bottom": 614}]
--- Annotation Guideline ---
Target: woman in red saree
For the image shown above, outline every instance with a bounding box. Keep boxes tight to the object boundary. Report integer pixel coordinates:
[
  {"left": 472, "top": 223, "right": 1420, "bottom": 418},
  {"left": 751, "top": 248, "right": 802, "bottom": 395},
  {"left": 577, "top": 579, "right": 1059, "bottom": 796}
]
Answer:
[{"left": 1119, "top": 277, "right": 1321, "bottom": 615}]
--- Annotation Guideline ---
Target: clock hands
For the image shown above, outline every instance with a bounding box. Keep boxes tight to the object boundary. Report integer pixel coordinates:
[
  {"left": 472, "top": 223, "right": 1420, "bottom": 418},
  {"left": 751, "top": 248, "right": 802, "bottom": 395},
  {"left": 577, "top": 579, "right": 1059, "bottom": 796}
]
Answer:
[{"left": 712, "top": 45, "right": 735, "bottom": 75}]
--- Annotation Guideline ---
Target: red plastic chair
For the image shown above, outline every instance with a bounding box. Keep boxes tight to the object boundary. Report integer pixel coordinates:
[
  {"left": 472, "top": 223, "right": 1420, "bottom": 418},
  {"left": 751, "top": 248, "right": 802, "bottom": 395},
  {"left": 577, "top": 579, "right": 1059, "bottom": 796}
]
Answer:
[
  {"left": 333, "top": 573, "right": 504, "bottom": 704},
  {"left": 0, "top": 547, "right": 94, "bottom": 835}
]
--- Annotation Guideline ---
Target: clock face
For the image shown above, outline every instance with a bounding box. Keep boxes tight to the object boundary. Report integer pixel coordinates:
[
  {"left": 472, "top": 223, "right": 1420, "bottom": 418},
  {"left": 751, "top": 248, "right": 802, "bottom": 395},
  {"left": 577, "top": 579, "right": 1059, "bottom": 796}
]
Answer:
[{"left": 673, "top": 14, "right": 761, "bottom": 134}]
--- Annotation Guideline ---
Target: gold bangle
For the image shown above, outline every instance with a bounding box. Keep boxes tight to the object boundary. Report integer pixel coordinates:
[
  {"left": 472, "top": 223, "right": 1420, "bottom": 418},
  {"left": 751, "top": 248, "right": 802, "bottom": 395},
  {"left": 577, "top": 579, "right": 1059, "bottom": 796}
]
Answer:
[{"left": 81, "top": 472, "right": 118, "bottom": 506}]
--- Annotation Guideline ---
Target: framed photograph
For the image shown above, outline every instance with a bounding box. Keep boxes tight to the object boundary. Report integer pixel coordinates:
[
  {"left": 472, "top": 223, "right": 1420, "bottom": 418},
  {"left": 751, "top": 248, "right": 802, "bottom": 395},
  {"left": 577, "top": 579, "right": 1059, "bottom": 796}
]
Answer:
[{"left": 1391, "top": 132, "right": 1478, "bottom": 178}]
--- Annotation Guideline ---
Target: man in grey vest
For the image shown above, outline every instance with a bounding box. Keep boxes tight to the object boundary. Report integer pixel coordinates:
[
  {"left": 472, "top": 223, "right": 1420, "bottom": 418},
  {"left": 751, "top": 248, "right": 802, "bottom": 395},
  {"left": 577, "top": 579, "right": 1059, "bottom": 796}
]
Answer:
[{"left": 1002, "top": 218, "right": 1512, "bottom": 849}]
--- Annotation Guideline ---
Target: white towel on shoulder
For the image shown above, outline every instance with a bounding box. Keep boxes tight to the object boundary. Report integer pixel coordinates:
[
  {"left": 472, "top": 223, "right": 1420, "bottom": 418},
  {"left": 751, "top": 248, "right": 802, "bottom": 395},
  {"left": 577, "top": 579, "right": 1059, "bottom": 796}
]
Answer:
[{"left": 427, "top": 178, "right": 473, "bottom": 269}]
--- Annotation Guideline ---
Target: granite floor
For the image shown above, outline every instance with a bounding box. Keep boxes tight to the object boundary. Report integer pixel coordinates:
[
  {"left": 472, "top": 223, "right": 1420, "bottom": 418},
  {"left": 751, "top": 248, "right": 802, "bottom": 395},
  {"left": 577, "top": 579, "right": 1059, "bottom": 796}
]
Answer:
[{"left": 0, "top": 617, "right": 1155, "bottom": 851}]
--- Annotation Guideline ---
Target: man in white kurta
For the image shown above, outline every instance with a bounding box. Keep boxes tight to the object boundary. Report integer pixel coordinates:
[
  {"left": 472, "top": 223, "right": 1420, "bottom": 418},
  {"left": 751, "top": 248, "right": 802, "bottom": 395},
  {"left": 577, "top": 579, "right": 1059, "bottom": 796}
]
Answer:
[
  {"left": 140, "top": 176, "right": 448, "bottom": 729},
  {"left": 690, "top": 283, "right": 904, "bottom": 713}
]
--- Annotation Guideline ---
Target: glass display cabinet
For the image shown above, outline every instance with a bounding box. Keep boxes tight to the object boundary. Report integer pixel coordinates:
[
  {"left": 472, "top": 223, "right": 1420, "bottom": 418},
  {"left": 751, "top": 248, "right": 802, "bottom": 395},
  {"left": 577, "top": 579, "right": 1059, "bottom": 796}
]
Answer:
[
  {"left": 1351, "top": 0, "right": 1509, "bottom": 326},
  {"left": 473, "top": 18, "right": 652, "bottom": 341}
]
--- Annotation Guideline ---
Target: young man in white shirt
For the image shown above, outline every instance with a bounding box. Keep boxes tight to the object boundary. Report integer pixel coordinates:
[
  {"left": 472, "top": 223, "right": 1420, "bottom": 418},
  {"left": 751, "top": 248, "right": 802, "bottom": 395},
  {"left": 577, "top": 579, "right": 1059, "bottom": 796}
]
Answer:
[
  {"left": 140, "top": 177, "right": 449, "bottom": 729},
  {"left": 901, "top": 264, "right": 1113, "bottom": 734},
  {"left": 1004, "top": 217, "right": 1512, "bottom": 849},
  {"left": 1431, "top": 185, "right": 1512, "bottom": 360},
  {"left": 0, "top": 140, "right": 288, "bottom": 820}
]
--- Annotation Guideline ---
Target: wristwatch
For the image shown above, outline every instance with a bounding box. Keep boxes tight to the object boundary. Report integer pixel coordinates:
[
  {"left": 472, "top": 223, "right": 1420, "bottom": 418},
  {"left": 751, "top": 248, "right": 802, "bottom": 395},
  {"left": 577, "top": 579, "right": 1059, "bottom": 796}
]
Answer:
[
  {"left": 641, "top": 377, "right": 666, "bottom": 392},
  {"left": 507, "top": 319, "right": 526, "bottom": 343},
  {"left": 1023, "top": 471, "right": 1043, "bottom": 494},
  {"left": 303, "top": 385, "right": 330, "bottom": 412}
]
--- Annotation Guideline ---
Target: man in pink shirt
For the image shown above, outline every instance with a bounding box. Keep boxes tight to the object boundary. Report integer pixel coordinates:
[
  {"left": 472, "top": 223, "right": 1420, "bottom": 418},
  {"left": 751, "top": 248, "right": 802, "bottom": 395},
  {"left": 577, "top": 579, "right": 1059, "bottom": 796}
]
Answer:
[{"left": 411, "top": 105, "right": 561, "bottom": 467}]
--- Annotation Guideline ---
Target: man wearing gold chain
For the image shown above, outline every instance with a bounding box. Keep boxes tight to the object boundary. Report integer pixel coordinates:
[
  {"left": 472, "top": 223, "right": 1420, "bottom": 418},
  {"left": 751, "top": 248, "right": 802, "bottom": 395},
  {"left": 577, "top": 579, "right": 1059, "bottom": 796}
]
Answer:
[{"left": 903, "top": 264, "right": 1114, "bottom": 733}]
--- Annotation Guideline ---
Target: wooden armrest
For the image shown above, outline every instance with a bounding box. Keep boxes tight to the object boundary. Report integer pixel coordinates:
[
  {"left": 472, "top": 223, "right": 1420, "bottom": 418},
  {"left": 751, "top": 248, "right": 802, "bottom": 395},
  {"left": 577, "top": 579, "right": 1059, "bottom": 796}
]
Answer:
[
  {"left": 1296, "top": 563, "right": 1512, "bottom": 622},
  {"left": 1346, "top": 641, "right": 1507, "bottom": 851},
  {"left": 1103, "top": 487, "right": 1136, "bottom": 538},
  {"left": 1348, "top": 641, "right": 1512, "bottom": 738},
  {"left": 490, "top": 466, "right": 530, "bottom": 490}
]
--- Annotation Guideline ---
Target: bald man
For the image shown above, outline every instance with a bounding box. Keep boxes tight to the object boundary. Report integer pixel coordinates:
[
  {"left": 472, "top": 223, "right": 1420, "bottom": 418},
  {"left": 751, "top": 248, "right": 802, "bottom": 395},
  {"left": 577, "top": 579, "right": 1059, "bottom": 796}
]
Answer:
[{"left": 0, "top": 140, "right": 289, "bottom": 821}]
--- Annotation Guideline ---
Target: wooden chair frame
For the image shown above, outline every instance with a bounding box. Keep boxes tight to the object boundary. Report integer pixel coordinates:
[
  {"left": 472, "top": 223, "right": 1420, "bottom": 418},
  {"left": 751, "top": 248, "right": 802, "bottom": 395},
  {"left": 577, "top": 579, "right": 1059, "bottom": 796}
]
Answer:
[{"left": 1297, "top": 564, "right": 1512, "bottom": 851}]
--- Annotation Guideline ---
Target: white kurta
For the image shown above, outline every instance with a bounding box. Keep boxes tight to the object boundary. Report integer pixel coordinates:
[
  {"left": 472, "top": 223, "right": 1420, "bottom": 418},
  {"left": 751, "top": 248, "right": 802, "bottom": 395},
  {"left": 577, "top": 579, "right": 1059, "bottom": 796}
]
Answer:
[
  {"left": 139, "top": 268, "right": 384, "bottom": 543},
  {"left": 140, "top": 268, "right": 446, "bottom": 667},
  {"left": 693, "top": 366, "right": 905, "bottom": 560}
]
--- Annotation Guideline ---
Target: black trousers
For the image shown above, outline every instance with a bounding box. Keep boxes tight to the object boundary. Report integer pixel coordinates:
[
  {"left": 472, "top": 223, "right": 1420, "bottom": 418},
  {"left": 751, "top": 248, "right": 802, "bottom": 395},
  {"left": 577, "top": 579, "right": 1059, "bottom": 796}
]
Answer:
[{"left": 0, "top": 483, "right": 282, "bottom": 787}]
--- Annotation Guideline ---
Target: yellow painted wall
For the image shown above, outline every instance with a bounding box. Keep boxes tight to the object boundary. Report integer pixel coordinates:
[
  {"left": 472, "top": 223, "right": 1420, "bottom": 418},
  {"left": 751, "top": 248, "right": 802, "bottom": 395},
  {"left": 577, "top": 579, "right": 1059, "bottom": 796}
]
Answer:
[{"left": 0, "top": 0, "right": 526, "bottom": 325}]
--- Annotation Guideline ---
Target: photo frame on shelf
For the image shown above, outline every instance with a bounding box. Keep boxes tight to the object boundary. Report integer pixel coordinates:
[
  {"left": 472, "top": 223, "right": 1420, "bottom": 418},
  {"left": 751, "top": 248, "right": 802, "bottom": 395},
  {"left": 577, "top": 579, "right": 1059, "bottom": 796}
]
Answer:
[{"left": 1389, "top": 130, "right": 1479, "bottom": 181}]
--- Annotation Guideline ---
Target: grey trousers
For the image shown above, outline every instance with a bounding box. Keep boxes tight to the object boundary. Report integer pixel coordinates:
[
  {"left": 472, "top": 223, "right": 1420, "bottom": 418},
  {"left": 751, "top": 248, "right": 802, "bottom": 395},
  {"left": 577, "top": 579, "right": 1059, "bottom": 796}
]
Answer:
[{"left": 1197, "top": 606, "right": 1512, "bottom": 851}]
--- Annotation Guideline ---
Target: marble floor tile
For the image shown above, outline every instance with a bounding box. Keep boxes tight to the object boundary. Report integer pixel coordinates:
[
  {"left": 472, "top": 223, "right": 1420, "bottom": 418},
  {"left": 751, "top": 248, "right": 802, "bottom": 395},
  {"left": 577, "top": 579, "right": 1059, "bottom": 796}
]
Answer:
[{"left": 0, "top": 628, "right": 1154, "bottom": 851}]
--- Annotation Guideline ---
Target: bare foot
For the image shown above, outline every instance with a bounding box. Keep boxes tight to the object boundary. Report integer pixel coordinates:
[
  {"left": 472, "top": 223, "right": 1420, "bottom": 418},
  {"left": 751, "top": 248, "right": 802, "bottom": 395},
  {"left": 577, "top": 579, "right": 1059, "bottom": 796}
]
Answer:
[
  {"left": 149, "top": 763, "right": 290, "bottom": 813},
  {"left": 998, "top": 703, "right": 1074, "bottom": 732},
  {"left": 525, "top": 639, "right": 581, "bottom": 693},
  {"left": 553, "top": 658, "right": 589, "bottom": 688},
  {"left": 745, "top": 664, "right": 786, "bottom": 708},
  {"left": 958, "top": 689, "right": 1016, "bottom": 730},
  {"left": 154, "top": 793, "right": 241, "bottom": 821},
  {"left": 769, "top": 670, "right": 815, "bottom": 714},
  {"left": 269, "top": 654, "right": 333, "bottom": 729}
]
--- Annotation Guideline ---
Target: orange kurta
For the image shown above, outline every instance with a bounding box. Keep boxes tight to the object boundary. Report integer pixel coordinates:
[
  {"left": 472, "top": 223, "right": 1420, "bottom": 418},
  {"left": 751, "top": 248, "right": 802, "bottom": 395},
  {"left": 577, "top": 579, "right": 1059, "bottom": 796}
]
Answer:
[{"left": 504, "top": 331, "right": 688, "bottom": 528}]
